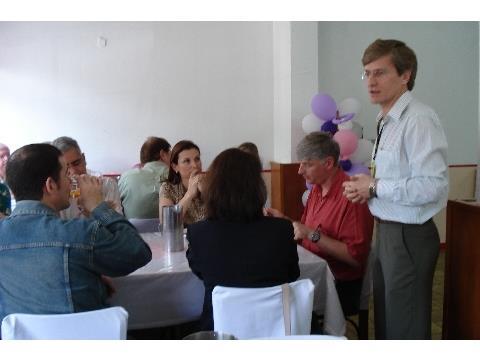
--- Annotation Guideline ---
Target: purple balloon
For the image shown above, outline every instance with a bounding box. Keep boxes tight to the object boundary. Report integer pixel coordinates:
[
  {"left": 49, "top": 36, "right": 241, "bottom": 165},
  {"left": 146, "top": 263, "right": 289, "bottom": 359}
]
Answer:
[
  {"left": 321, "top": 120, "right": 338, "bottom": 135},
  {"left": 340, "top": 159, "right": 352, "bottom": 171},
  {"left": 346, "top": 163, "right": 370, "bottom": 176},
  {"left": 305, "top": 181, "right": 313, "bottom": 190},
  {"left": 311, "top": 93, "right": 337, "bottom": 121}
]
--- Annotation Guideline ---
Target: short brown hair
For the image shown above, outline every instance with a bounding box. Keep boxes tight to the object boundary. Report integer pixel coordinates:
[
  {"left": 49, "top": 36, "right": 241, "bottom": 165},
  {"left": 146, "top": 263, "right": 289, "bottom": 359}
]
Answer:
[
  {"left": 167, "top": 140, "right": 200, "bottom": 185},
  {"left": 362, "top": 39, "right": 417, "bottom": 91},
  {"left": 204, "top": 148, "right": 266, "bottom": 222},
  {"left": 140, "top": 137, "right": 170, "bottom": 164}
]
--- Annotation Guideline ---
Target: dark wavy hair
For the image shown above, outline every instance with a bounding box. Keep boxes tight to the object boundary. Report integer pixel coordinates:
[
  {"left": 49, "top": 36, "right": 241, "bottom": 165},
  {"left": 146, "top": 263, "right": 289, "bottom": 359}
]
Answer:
[
  {"left": 140, "top": 137, "right": 170, "bottom": 164},
  {"left": 204, "top": 148, "right": 266, "bottom": 222},
  {"left": 6, "top": 143, "right": 62, "bottom": 201},
  {"left": 167, "top": 140, "right": 200, "bottom": 185}
]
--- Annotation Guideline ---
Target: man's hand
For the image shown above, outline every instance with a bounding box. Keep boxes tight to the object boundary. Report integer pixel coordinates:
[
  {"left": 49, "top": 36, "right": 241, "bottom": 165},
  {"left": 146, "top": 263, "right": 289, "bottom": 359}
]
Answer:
[
  {"left": 292, "top": 221, "right": 315, "bottom": 241},
  {"left": 77, "top": 175, "right": 103, "bottom": 213},
  {"left": 342, "top": 174, "right": 373, "bottom": 204},
  {"left": 101, "top": 275, "right": 116, "bottom": 298},
  {"left": 264, "top": 207, "right": 287, "bottom": 219}
]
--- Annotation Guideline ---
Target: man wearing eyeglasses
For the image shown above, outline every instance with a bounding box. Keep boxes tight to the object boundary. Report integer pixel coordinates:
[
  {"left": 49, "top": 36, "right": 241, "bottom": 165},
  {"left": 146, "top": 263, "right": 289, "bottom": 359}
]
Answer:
[
  {"left": 342, "top": 39, "right": 448, "bottom": 339},
  {"left": 52, "top": 136, "right": 123, "bottom": 219}
]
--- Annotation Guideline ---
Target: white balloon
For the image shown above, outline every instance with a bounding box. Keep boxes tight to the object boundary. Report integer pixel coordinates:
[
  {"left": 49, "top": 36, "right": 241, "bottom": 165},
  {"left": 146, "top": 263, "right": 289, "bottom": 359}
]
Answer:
[
  {"left": 351, "top": 121, "right": 363, "bottom": 138},
  {"left": 350, "top": 138, "right": 374, "bottom": 165},
  {"left": 337, "top": 121, "right": 353, "bottom": 130},
  {"left": 302, "top": 189, "right": 310, "bottom": 207},
  {"left": 301, "top": 113, "right": 324, "bottom": 134},
  {"left": 338, "top": 98, "right": 361, "bottom": 119}
]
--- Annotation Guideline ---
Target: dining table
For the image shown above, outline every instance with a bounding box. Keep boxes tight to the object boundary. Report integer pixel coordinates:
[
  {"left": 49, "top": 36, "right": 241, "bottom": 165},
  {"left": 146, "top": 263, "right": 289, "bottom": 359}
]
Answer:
[{"left": 109, "top": 232, "right": 346, "bottom": 336}]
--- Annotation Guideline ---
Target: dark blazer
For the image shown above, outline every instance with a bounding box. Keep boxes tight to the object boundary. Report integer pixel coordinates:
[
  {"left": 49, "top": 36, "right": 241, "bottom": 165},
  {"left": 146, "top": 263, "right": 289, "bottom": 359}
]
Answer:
[{"left": 186, "top": 216, "right": 300, "bottom": 330}]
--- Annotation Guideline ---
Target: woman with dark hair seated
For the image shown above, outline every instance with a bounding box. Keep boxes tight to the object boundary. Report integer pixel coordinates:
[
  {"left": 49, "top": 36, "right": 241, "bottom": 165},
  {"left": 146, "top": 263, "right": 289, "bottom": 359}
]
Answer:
[
  {"left": 186, "top": 148, "right": 300, "bottom": 331},
  {"left": 159, "top": 140, "right": 206, "bottom": 225}
]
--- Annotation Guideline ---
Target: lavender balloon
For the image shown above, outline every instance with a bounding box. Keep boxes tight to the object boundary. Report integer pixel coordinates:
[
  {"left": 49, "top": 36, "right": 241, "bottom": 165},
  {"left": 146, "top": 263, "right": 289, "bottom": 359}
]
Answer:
[
  {"left": 305, "top": 181, "right": 313, "bottom": 190},
  {"left": 311, "top": 93, "right": 337, "bottom": 121},
  {"left": 346, "top": 163, "right": 370, "bottom": 177}
]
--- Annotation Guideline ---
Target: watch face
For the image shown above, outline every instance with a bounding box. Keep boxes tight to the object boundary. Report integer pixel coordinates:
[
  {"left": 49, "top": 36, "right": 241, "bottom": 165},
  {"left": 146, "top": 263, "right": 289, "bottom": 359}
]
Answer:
[{"left": 310, "top": 231, "right": 320, "bottom": 243}]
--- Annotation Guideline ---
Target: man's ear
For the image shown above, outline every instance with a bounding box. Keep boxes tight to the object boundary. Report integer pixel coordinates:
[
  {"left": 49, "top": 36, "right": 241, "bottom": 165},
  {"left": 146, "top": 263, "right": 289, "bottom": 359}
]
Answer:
[
  {"left": 325, "top": 156, "right": 336, "bottom": 170},
  {"left": 44, "top": 176, "right": 58, "bottom": 195},
  {"left": 401, "top": 70, "right": 411, "bottom": 85},
  {"left": 160, "top": 150, "right": 170, "bottom": 163}
]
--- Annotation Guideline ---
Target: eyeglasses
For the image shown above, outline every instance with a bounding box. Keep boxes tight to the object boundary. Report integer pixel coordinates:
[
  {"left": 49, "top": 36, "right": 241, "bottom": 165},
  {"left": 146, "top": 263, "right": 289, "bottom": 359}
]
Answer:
[{"left": 361, "top": 68, "right": 388, "bottom": 81}]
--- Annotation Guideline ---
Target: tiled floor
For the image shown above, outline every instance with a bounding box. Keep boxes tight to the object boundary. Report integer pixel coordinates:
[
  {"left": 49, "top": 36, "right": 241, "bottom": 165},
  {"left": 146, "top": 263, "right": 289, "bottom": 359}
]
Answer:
[{"left": 345, "top": 250, "right": 445, "bottom": 340}]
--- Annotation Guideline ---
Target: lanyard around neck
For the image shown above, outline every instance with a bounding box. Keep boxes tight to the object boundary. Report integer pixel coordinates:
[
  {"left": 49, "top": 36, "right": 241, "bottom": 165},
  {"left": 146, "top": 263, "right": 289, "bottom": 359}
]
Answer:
[{"left": 372, "top": 118, "right": 386, "bottom": 161}]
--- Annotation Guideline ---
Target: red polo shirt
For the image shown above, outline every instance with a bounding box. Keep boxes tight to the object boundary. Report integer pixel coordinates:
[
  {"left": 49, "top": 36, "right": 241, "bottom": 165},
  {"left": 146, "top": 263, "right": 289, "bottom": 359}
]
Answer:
[{"left": 300, "top": 169, "right": 373, "bottom": 281}]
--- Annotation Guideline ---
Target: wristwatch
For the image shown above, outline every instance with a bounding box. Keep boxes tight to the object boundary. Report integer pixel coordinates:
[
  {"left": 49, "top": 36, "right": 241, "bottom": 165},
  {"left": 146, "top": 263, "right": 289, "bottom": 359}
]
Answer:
[
  {"left": 368, "top": 179, "right": 378, "bottom": 199},
  {"left": 309, "top": 230, "right": 321, "bottom": 243}
]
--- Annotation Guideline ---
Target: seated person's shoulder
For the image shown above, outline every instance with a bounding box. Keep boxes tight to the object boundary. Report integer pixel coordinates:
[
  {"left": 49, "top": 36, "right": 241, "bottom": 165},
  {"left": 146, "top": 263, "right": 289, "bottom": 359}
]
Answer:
[
  {"left": 262, "top": 215, "right": 292, "bottom": 226},
  {"left": 159, "top": 181, "right": 175, "bottom": 195}
]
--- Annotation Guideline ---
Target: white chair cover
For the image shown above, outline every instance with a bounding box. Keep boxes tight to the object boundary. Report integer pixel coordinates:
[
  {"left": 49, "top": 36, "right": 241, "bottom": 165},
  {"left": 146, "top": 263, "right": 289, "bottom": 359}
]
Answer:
[
  {"left": 129, "top": 218, "right": 160, "bottom": 233},
  {"left": 212, "top": 279, "right": 314, "bottom": 340},
  {"left": 1, "top": 306, "right": 128, "bottom": 340}
]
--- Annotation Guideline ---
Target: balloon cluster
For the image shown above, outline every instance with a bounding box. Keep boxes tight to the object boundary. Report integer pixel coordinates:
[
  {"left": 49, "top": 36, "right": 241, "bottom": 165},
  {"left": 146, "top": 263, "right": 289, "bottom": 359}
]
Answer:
[{"left": 301, "top": 93, "right": 373, "bottom": 206}]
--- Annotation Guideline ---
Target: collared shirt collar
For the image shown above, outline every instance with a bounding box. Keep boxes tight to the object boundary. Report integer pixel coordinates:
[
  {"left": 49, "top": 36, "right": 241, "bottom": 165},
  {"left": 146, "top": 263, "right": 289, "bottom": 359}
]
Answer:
[
  {"left": 143, "top": 161, "right": 167, "bottom": 171},
  {"left": 316, "top": 168, "right": 345, "bottom": 199},
  {"left": 11, "top": 200, "right": 57, "bottom": 216},
  {"left": 376, "top": 90, "right": 413, "bottom": 123}
]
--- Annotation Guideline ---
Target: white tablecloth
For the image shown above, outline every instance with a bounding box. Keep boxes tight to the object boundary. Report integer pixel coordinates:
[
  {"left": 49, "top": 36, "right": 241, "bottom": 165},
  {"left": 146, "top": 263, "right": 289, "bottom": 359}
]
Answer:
[{"left": 109, "top": 233, "right": 345, "bottom": 336}]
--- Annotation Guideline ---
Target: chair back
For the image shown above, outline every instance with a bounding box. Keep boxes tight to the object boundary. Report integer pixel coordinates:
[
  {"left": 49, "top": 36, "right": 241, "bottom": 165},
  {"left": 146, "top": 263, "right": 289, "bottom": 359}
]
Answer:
[
  {"left": 255, "top": 334, "right": 346, "bottom": 340},
  {"left": 1, "top": 306, "right": 128, "bottom": 340},
  {"left": 212, "top": 279, "right": 314, "bottom": 340},
  {"left": 129, "top": 218, "right": 160, "bottom": 233}
]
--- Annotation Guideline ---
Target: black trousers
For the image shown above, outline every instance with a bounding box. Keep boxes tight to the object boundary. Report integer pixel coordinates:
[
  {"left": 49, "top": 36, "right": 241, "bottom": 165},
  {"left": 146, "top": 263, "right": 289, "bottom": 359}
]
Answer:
[{"left": 335, "top": 278, "right": 363, "bottom": 317}]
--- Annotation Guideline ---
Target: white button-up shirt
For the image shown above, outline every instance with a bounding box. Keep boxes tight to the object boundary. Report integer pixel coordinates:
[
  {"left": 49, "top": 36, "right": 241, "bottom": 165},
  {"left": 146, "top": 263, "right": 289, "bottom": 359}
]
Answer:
[{"left": 369, "top": 91, "right": 448, "bottom": 224}]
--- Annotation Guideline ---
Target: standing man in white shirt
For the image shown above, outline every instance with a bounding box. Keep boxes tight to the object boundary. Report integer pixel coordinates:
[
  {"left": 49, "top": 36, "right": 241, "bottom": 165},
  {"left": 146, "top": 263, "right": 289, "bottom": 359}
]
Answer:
[
  {"left": 342, "top": 39, "right": 448, "bottom": 339},
  {"left": 52, "top": 136, "right": 123, "bottom": 219}
]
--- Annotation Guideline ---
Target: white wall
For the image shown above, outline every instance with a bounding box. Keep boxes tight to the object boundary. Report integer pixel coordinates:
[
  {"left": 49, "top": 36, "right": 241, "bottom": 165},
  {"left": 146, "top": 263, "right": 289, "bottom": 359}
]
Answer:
[
  {"left": 0, "top": 22, "right": 274, "bottom": 173},
  {"left": 291, "top": 22, "right": 318, "bottom": 162},
  {"left": 317, "top": 21, "right": 479, "bottom": 165},
  {"left": 272, "top": 22, "right": 292, "bottom": 163}
]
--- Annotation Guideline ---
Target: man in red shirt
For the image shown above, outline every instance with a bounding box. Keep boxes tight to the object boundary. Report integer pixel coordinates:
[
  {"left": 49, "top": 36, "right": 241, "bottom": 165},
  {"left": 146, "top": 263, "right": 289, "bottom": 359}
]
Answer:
[{"left": 266, "top": 132, "right": 373, "bottom": 315}]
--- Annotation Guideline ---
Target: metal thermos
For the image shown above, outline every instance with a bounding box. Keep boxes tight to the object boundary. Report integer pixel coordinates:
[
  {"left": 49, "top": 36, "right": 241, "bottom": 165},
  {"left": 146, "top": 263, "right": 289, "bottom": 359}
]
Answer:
[{"left": 161, "top": 204, "right": 184, "bottom": 252}]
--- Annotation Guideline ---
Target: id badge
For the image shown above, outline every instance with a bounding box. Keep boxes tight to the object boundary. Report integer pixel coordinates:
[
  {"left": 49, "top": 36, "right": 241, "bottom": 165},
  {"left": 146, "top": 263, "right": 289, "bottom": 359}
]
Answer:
[{"left": 370, "top": 160, "right": 376, "bottom": 178}]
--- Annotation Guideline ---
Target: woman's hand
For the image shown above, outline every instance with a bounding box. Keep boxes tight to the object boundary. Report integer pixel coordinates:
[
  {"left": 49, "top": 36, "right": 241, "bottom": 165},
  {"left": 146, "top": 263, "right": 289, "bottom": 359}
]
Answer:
[{"left": 185, "top": 171, "right": 202, "bottom": 199}]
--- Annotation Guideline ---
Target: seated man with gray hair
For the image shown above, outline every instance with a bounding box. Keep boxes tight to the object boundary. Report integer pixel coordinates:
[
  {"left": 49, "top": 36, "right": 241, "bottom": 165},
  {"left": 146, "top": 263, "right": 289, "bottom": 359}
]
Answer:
[
  {"left": 265, "top": 131, "right": 374, "bottom": 316},
  {"left": 52, "top": 136, "right": 123, "bottom": 219}
]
